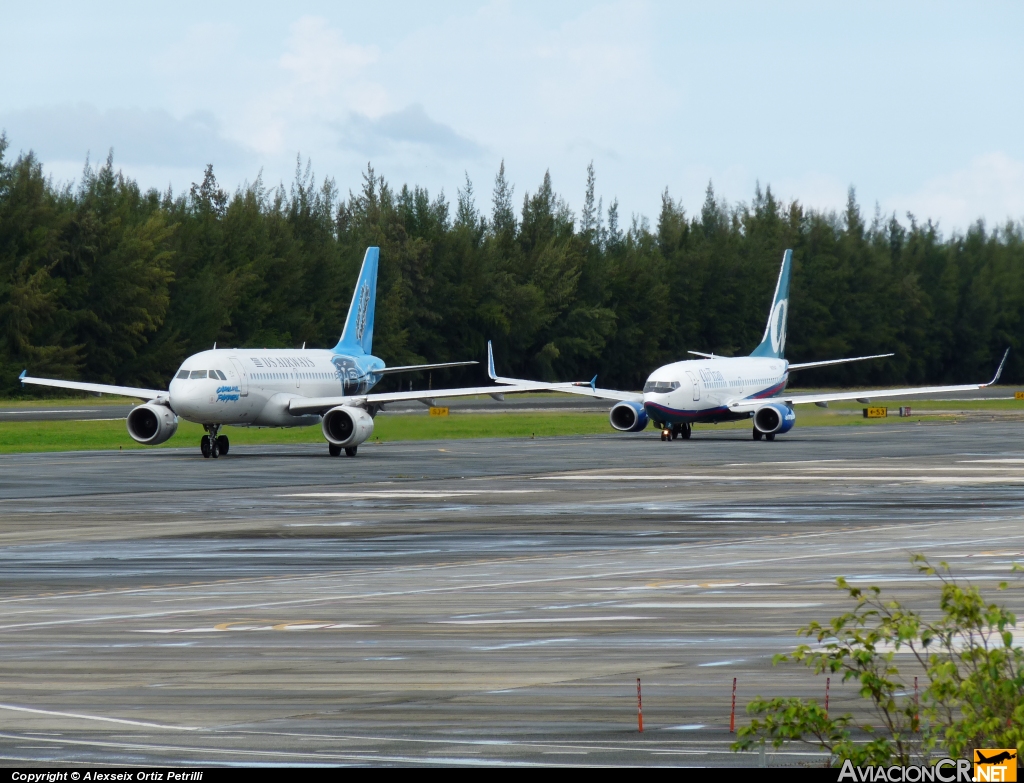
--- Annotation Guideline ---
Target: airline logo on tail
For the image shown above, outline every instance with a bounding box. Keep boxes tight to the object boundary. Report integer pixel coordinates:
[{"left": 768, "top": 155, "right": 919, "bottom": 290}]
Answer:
[
  {"left": 769, "top": 297, "right": 788, "bottom": 355},
  {"left": 355, "top": 281, "right": 371, "bottom": 343}
]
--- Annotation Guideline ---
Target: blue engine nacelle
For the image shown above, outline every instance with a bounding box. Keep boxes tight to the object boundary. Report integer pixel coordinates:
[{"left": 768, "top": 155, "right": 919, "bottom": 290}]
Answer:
[
  {"left": 609, "top": 401, "right": 649, "bottom": 432},
  {"left": 753, "top": 403, "right": 796, "bottom": 435}
]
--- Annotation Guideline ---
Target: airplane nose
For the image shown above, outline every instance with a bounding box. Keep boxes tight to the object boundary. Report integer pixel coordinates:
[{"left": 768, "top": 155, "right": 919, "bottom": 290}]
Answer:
[{"left": 169, "top": 382, "right": 204, "bottom": 418}]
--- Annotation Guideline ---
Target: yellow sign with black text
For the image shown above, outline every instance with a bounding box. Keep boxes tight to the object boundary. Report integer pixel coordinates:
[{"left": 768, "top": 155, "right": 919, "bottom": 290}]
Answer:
[
  {"left": 863, "top": 407, "right": 888, "bottom": 418},
  {"left": 1015, "top": 391, "right": 1024, "bottom": 400},
  {"left": 429, "top": 407, "right": 449, "bottom": 417},
  {"left": 975, "top": 749, "right": 1017, "bottom": 782}
]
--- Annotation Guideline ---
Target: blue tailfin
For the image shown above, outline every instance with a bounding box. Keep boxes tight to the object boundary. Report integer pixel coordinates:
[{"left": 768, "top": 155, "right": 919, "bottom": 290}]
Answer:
[
  {"left": 334, "top": 247, "right": 379, "bottom": 356},
  {"left": 749, "top": 249, "right": 792, "bottom": 359}
]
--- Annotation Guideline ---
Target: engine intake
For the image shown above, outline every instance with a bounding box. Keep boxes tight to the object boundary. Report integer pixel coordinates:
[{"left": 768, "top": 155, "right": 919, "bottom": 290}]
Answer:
[
  {"left": 753, "top": 403, "right": 796, "bottom": 435},
  {"left": 609, "top": 401, "right": 649, "bottom": 432},
  {"left": 322, "top": 405, "right": 374, "bottom": 447},
  {"left": 126, "top": 403, "right": 179, "bottom": 445}
]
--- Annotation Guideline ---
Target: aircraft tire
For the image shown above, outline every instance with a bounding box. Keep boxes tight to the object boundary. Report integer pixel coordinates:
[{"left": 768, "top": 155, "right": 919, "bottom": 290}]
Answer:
[
  {"left": 752, "top": 428, "right": 763, "bottom": 441},
  {"left": 201, "top": 435, "right": 211, "bottom": 458},
  {"left": 328, "top": 443, "right": 342, "bottom": 457},
  {"left": 682, "top": 424, "right": 691, "bottom": 440},
  {"left": 217, "top": 435, "right": 229, "bottom": 455},
  {"left": 345, "top": 446, "right": 358, "bottom": 457},
  {"left": 766, "top": 433, "right": 776, "bottom": 442}
]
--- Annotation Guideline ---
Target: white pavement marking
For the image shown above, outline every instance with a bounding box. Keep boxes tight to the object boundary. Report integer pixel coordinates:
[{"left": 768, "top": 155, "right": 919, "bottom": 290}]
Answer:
[
  {"left": 437, "top": 616, "right": 651, "bottom": 625},
  {"left": 961, "top": 459, "right": 1024, "bottom": 464},
  {"left": 618, "top": 602, "right": 822, "bottom": 609},
  {"left": 536, "top": 474, "right": 1024, "bottom": 483},
  {"left": 0, "top": 732, "right": 535, "bottom": 767},
  {"left": 281, "top": 490, "right": 548, "bottom": 499},
  {"left": 698, "top": 660, "right": 746, "bottom": 667},
  {"left": 0, "top": 703, "right": 199, "bottom": 731},
  {"left": 0, "top": 410, "right": 96, "bottom": 415},
  {"left": 473, "top": 638, "right": 578, "bottom": 651},
  {"left": 1, "top": 528, "right": 1022, "bottom": 631},
  {"left": 137, "top": 622, "right": 376, "bottom": 633}
]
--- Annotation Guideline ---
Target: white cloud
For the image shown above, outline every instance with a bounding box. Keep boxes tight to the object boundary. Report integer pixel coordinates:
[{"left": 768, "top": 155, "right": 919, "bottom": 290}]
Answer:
[
  {"left": 886, "top": 153, "right": 1024, "bottom": 231},
  {"left": 0, "top": 104, "right": 252, "bottom": 169},
  {"left": 279, "top": 16, "right": 378, "bottom": 95},
  {"left": 337, "top": 104, "right": 485, "bottom": 160}
]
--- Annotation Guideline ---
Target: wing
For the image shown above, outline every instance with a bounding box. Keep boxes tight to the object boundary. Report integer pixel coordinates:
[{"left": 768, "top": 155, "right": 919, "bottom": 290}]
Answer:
[
  {"left": 374, "top": 360, "right": 478, "bottom": 376},
  {"left": 509, "top": 383, "right": 644, "bottom": 403},
  {"left": 485, "top": 341, "right": 643, "bottom": 403},
  {"left": 19, "top": 371, "right": 167, "bottom": 401},
  {"left": 787, "top": 353, "right": 893, "bottom": 371},
  {"left": 728, "top": 349, "right": 1009, "bottom": 414},
  {"left": 287, "top": 381, "right": 574, "bottom": 415}
]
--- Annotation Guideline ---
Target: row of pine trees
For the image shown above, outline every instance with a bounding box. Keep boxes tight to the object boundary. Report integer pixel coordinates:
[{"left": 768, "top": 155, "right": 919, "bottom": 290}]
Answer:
[{"left": 1, "top": 133, "right": 1021, "bottom": 396}]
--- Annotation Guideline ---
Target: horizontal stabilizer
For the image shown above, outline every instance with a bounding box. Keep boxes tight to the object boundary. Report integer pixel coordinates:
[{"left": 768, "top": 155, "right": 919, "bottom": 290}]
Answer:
[
  {"left": 788, "top": 353, "right": 894, "bottom": 371},
  {"left": 375, "top": 361, "right": 478, "bottom": 376}
]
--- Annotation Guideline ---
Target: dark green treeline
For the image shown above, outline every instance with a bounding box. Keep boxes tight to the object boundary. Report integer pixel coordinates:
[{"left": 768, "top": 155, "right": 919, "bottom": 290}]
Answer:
[{"left": 1, "top": 133, "right": 1021, "bottom": 396}]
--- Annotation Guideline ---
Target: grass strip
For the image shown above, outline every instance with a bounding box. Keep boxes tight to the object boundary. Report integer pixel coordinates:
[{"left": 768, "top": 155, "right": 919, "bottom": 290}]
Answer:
[{"left": 0, "top": 412, "right": 611, "bottom": 453}]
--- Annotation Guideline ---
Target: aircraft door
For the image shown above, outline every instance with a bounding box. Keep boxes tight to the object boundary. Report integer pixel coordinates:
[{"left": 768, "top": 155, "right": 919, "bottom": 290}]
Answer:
[
  {"left": 685, "top": 370, "right": 700, "bottom": 401},
  {"left": 228, "top": 357, "right": 248, "bottom": 396}
]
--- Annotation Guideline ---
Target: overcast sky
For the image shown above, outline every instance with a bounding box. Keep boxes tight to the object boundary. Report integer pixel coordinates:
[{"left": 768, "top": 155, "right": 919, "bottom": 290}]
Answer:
[{"left": 2, "top": 1, "right": 1022, "bottom": 232}]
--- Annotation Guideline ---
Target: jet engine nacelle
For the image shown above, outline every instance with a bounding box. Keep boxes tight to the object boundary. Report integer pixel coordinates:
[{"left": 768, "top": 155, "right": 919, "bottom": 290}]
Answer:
[
  {"left": 753, "top": 403, "right": 796, "bottom": 435},
  {"left": 609, "top": 401, "right": 649, "bottom": 432},
  {"left": 126, "top": 403, "right": 179, "bottom": 445},
  {"left": 322, "top": 405, "right": 374, "bottom": 447}
]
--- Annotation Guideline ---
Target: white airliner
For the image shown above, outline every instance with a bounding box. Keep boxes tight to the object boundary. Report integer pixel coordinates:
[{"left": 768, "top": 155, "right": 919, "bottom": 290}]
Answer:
[
  {"left": 486, "top": 249, "right": 1009, "bottom": 441},
  {"left": 19, "top": 247, "right": 558, "bottom": 458}
]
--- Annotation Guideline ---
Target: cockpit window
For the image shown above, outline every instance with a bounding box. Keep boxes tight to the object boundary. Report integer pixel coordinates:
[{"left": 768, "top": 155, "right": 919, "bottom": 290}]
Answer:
[
  {"left": 176, "top": 370, "right": 189, "bottom": 379},
  {"left": 643, "top": 380, "right": 680, "bottom": 394},
  {"left": 213, "top": 370, "right": 227, "bottom": 380},
  {"left": 189, "top": 370, "right": 207, "bottom": 379}
]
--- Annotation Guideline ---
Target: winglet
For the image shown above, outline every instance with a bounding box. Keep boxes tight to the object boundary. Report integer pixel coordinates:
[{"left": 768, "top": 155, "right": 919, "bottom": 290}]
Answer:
[
  {"left": 19, "top": 370, "right": 27, "bottom": 382},
  {"left": 987, "top": 348, "right": 1010, "bottom": 386},
  {"left": 590, "top": 375, "right": 597, "bottom": 391},
  {"left": 487, "top": 340, "right": 497, "bottom": 380}
]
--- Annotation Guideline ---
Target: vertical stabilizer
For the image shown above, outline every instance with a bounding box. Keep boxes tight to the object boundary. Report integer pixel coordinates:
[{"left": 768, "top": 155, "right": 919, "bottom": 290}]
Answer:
[
  {"left": 334, "top": 247, "right": 379, "bottom": 356},
  {"left": 749, "top": 249, "right": 792, "bottom": 359}
]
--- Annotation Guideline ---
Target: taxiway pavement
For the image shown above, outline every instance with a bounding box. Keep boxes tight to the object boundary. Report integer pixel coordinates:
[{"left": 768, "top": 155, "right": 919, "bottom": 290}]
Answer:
[{"left": 0, "top": 422, "right": 1022, "bottom": 766}]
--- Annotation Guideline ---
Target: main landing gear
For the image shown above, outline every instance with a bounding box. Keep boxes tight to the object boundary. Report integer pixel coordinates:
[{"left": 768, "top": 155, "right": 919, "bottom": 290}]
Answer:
[
  {"left": 201, "top": 424, "right": 229, "bottom": 458},
  {"left": 660, "top": 423, "right": 692, "bottom": 441},
  {"left": 752, "top": 427, "right": 774, "bottom": 442},
  {"left": 328, "top": 444, "right": 358, "bottom": 457}
]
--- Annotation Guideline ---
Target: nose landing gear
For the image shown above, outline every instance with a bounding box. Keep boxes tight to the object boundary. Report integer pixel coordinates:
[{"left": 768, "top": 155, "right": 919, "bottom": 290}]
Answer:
[
  {"left": 661, "top": 423, "right": 692, "bottom": 441},
  {"left": 201, "top": 425, "right": 228, "bottom": 458}
]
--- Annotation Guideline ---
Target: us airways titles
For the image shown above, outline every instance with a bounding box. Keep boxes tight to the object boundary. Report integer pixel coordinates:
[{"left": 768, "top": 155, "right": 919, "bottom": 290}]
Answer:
[{"left": 251, "top": 356, "right": 318, "bottom": 369}]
